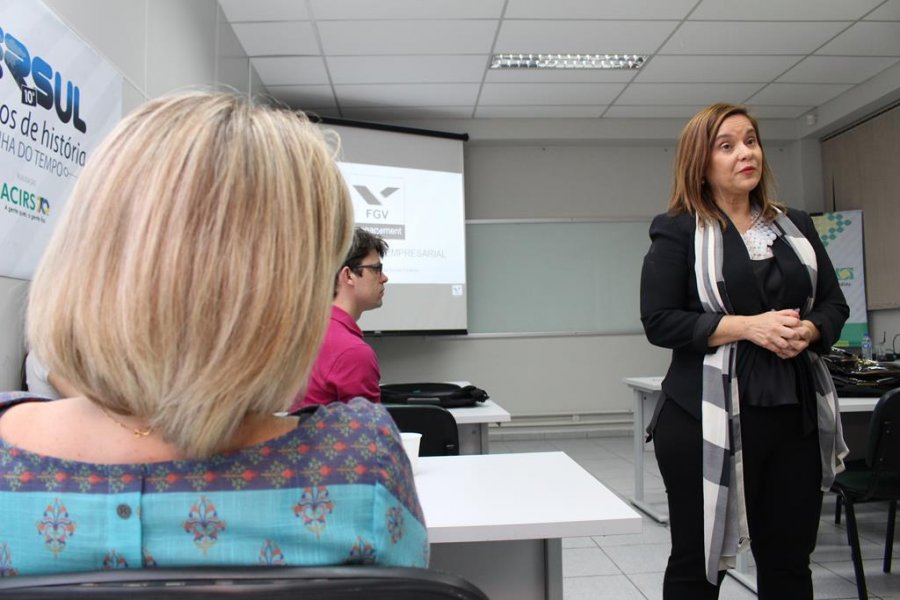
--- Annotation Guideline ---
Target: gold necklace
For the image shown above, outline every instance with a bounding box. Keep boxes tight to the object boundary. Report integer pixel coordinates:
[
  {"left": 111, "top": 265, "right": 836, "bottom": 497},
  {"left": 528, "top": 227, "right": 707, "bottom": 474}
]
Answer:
[{"left": 98, "top": 404, "right": 153, "bottom": 437}]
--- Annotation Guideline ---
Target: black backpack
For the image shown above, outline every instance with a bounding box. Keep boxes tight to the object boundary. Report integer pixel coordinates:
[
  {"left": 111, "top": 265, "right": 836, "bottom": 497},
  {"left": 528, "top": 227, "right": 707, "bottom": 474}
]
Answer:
[{"left": 380, "top": 383, "right": 489, "bottom": 409}]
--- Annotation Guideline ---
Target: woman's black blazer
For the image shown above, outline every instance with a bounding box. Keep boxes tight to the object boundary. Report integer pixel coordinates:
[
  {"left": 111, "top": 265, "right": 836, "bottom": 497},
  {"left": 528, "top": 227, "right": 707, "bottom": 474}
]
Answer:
[{"left": 640, "top": 208, "right": 849, "bottom": 420}]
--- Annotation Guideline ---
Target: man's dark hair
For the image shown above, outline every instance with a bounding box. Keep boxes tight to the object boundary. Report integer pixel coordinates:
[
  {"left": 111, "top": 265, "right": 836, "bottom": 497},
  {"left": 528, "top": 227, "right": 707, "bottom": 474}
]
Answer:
[{"left": 334, "top": 228, "right": 388, "bottom": 293}]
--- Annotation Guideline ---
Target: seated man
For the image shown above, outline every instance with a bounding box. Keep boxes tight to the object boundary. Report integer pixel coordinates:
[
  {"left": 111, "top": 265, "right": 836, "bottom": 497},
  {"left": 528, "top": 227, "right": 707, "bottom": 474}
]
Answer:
[{"left": 292, "top": 228, "right": 389, "bottom": 410}]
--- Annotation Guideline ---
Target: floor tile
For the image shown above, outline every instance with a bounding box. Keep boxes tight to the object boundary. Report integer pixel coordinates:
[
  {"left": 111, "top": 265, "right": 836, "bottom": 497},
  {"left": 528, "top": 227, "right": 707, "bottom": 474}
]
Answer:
[
  {"left": 564, "top": 574, "right": 649, "bottom": 600},
  {"left": 603, "top": 543, "right": 671, "bottom": 574},
  {"left": 563, "top": 546, "right": 622, "bottom": 577}
]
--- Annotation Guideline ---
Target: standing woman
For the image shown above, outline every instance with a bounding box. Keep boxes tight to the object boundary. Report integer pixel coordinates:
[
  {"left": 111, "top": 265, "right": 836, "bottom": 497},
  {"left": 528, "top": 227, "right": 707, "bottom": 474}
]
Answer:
[{"left": 640, "top": 103, "right": 849, "bottom": 599}]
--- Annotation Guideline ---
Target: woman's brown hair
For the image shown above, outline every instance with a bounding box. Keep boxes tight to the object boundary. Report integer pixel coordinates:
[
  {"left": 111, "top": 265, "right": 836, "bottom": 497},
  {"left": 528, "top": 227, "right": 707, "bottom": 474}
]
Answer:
[{"left": 669, "top": 103, "right": 781, "bottom": 226}]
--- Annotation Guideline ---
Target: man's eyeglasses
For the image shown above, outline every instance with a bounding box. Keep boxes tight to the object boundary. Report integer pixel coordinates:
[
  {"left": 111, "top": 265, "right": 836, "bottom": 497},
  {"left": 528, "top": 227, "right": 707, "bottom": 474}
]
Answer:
[{"left": 353, "top": 263, "right": 384, "bottom": 275}]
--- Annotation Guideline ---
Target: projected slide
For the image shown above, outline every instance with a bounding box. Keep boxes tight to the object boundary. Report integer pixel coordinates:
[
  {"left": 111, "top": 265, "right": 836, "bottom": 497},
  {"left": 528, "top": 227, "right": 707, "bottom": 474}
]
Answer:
[
  {"left": 340, "top": 161, "right": 465, "bottom": 284},
  {"left": 323, "top": 121, "right": 468, "bottom": 334}
]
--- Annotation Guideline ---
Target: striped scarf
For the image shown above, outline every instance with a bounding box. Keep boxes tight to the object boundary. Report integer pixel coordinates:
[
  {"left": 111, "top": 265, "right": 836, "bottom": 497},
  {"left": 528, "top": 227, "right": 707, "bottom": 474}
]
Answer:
[{"left": 694, "top": 209, "right": 848, "bottom": 584}]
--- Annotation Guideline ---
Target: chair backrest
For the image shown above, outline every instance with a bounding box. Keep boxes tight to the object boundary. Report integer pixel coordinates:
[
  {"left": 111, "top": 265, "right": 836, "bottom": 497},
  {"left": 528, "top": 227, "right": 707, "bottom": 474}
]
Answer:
[
  {"left": 0, "top": 566, "right": 489, "bottom": 599},
  {"left": 385, "top": 404, "right": 460, "bottom": 456},
  {"left": 866, "top": 386, "right": 900, "bottom": 474}
]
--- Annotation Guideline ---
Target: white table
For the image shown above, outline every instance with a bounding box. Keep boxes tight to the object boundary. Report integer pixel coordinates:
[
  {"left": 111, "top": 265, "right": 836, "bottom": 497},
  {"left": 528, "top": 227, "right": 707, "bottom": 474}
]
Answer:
[
  {"left": 447, "top": 399, "right": 510, "bottom": 454},
  {"left": 623, "top": 375, "right": 879, "bottom": 595},
  {"left": 621, "top": 376, "right": 667, "bottom": 524},
  {"left": 417, "top": 451, "right": 642, "bottom": 600}
]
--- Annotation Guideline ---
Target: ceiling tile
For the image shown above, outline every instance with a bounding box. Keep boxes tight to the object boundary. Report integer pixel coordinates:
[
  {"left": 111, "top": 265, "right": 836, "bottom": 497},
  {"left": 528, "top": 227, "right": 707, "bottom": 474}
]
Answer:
[
  {"left": 317, "top": 20, "right": 498, "bottom": 55},
  {"left": 743, "top": 105, "right": 811, "bottom": 118},
  {"left": 479, "top": 83, "right": 624, "bottom": 105},
  {"left": 747, "top": 83, "right": 853, "bottom": 105},
  {"left": 309, "top": 0, "right": 505, "bottom": 20},
  {"left": 495, "top": 20, "right": 677, "bottom": 55},
  {"left": 635, "top": 55, "right": 803, "bottom": 83},
  {"left": 604, "top": 105, "right": 704, "bottom": 118},
  {"left": 816, "top": 22, "right": 900, "bottom": 55},
  {"left": 865, "top": 0, "right": 900, "bottom": 20},
  {"left": 327, "top": 55, "right": 488, "bottom": 84},
  {"left": 335, "top": 83, "right": 481, "bottom": 106},
  {"left": 231, "top": 22, "right": 319, "bottom": 56},
  {"left": 504, "top": 0, "right": 697, "bottom": 20},
  {"left": 475, "top": 105, "right": 607, "bottom": 118},
  {"left": 691, "top": 0, "right": 881, "bottom": 21},
  {"left": 485, "top": 68, "right": 636, "bottom": 83},
  {"left": 250, "top": 57, "right": 329, "bottom": 86},
  {"left": 341, "top": 106, "right": 476, "bottom": 120},
  {"left": 617, "top": 83, "right": 764, "bottom": 104},
  {"left": 219, "top": 0, "right": 309, "bottom": 22},
  {"left": 660, "top": 21, "right": 848, "bottom": 54},
  {"left": 778, "top": 56, "right": 900, "bottom": 84},
  {"left": 265, "top": 85, "right": 336, "bottom": 109}
]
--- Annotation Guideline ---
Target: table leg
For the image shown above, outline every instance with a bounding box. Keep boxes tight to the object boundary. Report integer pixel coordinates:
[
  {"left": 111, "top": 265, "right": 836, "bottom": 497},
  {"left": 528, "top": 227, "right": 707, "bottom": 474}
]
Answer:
[
  {"left": 456, "top": 423, "right": 483, "bottom": 455},
  {"left": 727, "top": 552, "right": 758, "bottom": 594},
  {"left": 630, "top": 389, "right": 668, "bottom": 524},
  {"left": 479, "top": 423, "right": 490, "bottom": 455},
  {"left": 545, "top": 538, "right": 562, "bottom": 600}
]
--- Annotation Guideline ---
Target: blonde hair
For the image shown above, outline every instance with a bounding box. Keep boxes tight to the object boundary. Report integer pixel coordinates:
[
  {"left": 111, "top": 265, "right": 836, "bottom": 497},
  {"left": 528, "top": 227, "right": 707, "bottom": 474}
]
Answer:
[
  {"left": 27, "top": 92, "right": 352, "bottom": 458},
  {"left": 669, "top": 103, "right": 781, "bottom": 226}
]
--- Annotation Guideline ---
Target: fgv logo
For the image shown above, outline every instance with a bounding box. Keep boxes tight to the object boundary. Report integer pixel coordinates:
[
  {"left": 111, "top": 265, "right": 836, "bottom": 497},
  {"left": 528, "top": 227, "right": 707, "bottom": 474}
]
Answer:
[
  {"left": 0, "top": 24, "right": 87, "bottom": 133},
  {"left": 349, "top": 175, "right": 405, "bottom": 224},
  {"left": 0, "top": 181, "right": 50, "bottom": 214},
  {"left": 348, "top": 174, "right": 406, "bottom": 240},
  {"left": 835, "top": 267, "right": 854, "bottom": 281}
]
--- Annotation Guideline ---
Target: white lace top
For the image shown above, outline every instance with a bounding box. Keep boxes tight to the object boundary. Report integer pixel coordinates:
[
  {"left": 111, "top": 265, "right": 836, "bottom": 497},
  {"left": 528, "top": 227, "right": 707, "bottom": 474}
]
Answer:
[{"left": 740, "top": 209, "right": 777, "bottom": 260}]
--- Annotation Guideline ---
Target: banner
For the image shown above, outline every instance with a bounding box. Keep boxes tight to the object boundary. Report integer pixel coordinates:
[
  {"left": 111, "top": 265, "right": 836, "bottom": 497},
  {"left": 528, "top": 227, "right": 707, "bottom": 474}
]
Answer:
[
  {"left": 812, "top": 210, "right": 867, "bottom": 347},
  {"left": 0, "top": 0, "right": 122, "bottom": 279}
]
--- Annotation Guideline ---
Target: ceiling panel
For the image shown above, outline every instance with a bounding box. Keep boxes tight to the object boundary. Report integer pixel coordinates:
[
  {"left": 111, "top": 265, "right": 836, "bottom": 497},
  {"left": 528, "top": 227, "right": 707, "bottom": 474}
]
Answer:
[
  {"left": 865, "top": 0, "right": 900, "bottom": 20},
  {"left": 504, "top": 0, "right": 697, "bottom": 20},
  {"left": 219, "top": 0, "right": 309, "bottom": 22},
  {"left": 604, "top": 105, "right": 704, "bottom": 118},
  {"left": 747, "top": 83, "right": 853, "bottom": 105},
  {"left": 230, "top": 22, "right": 319, "bottom": 56},
  {"left": 327, "top": 55, "right": 488, "bottom": 84},
  {"left": 251, "top": 57, "right": 329, "bottom": 86},
  {"left": 743, "top": 105, "right": 811, "bottom": 119},
  {"left": 265, "top": 85, "right": 336, "bottom": 109},
  {"left": 220, "top": 0, "right": 900, "bottom": 123},
  {"left": 478, "top": 83, "right": 624, "bottom": 106},
  {"left": 340, "top": 106, "right": 476, "bottom": 120},
  {"left": 317, "top": 20, "right": 498, "bottom": 55},
  {"left": 778, "top": 56, "right": 900, "bottom": 84},
  {"left": 335, "top": 83, "right": 481, "bottom": 107},
  {"left": 815, "top": 22, "right": 900, "bottom": 56},
  {"left": 691, "top": 0, "right": 882, "bottom": 21},
  {"left": 309, "top": 0, "right": 505, "bottom": 20},
  {"left": 635, "top": 55, "right": 803, "bottom": 83},
  {"left": 660, "top": 22, "right": 849, "bottom": 55},
  {"left": 475, "top": 105, "right": 606, "bottom": 118},
  {"left": 617, "top": 83, "right": 764, "bottom": 104},
  {"left": 484, "top": 68, "right": 636, "bottom": 83},
  {"left": 495, "top": 20, "right": 678, "bottom": 55}
]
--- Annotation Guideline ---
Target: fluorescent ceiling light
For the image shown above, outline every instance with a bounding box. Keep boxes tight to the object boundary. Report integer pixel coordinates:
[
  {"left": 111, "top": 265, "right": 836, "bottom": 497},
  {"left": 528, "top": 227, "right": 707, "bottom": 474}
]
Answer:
[{"left": 491, "top": 53, "right": 647, "bottom": 70}]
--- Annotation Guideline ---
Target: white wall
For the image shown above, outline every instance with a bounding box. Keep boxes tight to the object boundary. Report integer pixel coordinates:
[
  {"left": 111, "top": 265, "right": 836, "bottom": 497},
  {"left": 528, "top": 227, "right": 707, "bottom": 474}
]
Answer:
[
  {"left": 368, "top": 131, "right": 813, "bottom": 437},
  {"left": 0, "top": 0, "right": 264, "bottom": 390}
]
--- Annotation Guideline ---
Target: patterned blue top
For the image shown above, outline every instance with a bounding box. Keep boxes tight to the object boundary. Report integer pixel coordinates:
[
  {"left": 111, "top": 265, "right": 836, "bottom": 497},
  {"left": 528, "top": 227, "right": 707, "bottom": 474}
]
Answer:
[{"left": 0, "top": 393, "right": 428, "bottom": 577}]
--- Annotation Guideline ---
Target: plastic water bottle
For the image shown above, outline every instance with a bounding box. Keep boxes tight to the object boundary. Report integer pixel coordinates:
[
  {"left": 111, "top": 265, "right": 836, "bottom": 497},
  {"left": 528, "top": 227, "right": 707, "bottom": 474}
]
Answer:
[{"left": 861, "top": 333, "right": 874, "bottom": 361}]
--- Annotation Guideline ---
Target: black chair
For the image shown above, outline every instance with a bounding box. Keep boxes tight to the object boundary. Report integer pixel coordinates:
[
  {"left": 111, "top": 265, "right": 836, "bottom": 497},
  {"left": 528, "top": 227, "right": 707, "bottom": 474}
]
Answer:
[
  {"left": 0, "top": 566, "right": 489, "bottom": 599},
  {"left": 385, "top": 404, "right": 460, "bottom": 456},
  {"left": 831, "top": 387, "right": 900, "bottom": 600}
]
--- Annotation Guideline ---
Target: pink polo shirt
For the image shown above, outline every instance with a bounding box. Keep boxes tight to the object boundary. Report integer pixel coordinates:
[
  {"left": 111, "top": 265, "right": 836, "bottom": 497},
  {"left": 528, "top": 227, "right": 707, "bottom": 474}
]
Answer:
[{"left": 290, "top": 305, "right": 381, "bottom": 410}]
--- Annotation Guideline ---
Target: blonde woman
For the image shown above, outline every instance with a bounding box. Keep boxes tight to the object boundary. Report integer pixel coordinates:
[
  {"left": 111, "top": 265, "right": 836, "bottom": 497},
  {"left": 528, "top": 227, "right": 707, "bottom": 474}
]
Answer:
[{"left": 0, "top": 92, "right": 427, "bottom": 575}]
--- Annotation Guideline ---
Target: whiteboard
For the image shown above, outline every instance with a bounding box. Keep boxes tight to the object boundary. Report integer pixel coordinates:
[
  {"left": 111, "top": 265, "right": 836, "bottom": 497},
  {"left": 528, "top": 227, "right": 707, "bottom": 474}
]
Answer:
[{"left": 465, "top": 221, "right": 651, "bottom": 334}]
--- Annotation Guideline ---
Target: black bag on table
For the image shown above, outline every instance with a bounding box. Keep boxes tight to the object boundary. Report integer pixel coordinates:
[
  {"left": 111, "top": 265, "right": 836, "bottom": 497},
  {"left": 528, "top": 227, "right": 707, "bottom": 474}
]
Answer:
[
  {"left": 821, "top": 348, "right": 900, "bottom": 398},
  {"left": 380, "top": 383, "right": 489, "bottom": 409}
]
